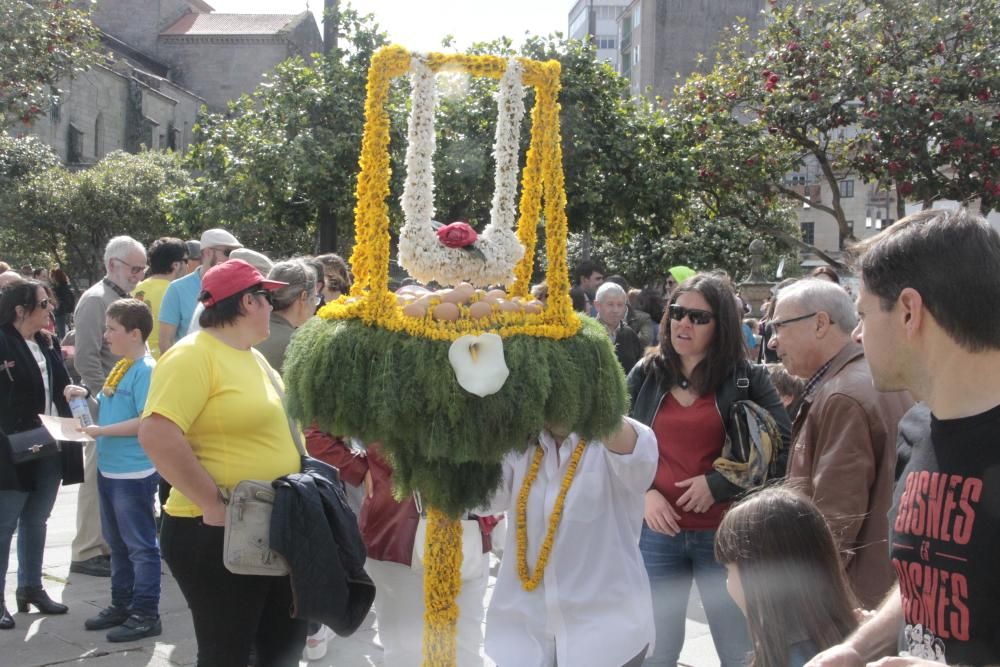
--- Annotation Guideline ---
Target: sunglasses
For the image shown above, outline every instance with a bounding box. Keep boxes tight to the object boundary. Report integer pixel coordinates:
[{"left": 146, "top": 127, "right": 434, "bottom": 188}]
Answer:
[
  {"left": 112, "top": 257, "right": 147, "bottom": 276},
  {"left": 251, "top": 289, "right": 274, "bottom": 306},
  {"left": 34, "top": 298, "right": 51, "bottom": 310},
  {"left": 668, "top": 304, "right": 714, "bottom": 325}
]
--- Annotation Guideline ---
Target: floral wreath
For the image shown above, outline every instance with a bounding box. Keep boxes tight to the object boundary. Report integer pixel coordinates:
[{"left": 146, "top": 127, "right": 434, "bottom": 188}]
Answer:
[{"left": 397, "top": 56, "right": 526, "bottom": 287}]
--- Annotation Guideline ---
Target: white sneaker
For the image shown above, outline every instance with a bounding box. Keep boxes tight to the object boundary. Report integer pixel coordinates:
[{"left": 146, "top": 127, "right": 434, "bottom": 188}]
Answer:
[{"left": 303, "top": 624, "right": 334, "bottom": 661}]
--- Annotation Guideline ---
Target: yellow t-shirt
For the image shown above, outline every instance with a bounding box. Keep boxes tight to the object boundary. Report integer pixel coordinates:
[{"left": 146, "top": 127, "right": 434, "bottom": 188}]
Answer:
[
  {"left": 141, "top": 331, "right": 300, "bottom": 517},
  {"left": 133, "top": 277, "right": 170, "bottom": 359}
]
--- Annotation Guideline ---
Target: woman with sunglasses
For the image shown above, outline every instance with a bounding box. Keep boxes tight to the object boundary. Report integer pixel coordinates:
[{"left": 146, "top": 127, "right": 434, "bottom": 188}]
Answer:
[
  {"left": 626, "top": 273, "right": 791, "bottom": 667},
  {"left": 0, "top": 280, "right": 85, "bottom": 628},
  {"left": 137, "top": 260, "right": 310, "bottom": 666}
]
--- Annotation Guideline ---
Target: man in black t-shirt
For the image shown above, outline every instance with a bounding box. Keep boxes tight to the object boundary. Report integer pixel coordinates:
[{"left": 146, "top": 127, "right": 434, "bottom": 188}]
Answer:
[{"left": 807, "top": 208, "right": 1000, "bottom": 667}]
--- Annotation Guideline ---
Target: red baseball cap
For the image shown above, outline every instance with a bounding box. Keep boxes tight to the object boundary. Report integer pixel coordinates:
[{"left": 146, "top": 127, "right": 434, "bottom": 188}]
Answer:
[{"left": 200, "top": 259, "right": 287, "bottom": 307}]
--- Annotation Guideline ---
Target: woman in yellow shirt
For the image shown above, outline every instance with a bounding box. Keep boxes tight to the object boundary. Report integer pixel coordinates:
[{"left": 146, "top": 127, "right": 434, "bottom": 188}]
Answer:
[{"left": 138, "top": 259, "right": 302, "bottom": 667}]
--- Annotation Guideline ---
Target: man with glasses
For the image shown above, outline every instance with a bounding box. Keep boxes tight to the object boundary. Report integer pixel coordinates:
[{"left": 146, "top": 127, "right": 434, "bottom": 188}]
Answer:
[
  {"left": 69, "top": 236, "right": 148, "bottom": 577},
  {"left": 767, "top": 278, "right": 912, "bottom": 609},
  {"left": 255, "top": 259, "right": 319, "bottom": 372},
  {"left": 158, "top": 229, "right": 242, "bottom": 355}
]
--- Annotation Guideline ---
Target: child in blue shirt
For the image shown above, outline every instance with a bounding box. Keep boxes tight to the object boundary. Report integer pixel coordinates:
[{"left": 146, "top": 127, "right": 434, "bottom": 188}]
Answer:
[{"left": 65, "top": 298, "right": 161, "bottom": 642}]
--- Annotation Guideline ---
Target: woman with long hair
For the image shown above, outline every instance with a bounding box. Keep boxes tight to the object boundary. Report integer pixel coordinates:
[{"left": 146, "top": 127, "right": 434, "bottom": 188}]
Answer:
[
  {"left": 626, "top": 273, "right": 791, "bottom": 666},
  {"left": 715, "top": 487, "right": 859, "bottom": 667},
  {"left": 0, "top": 280, "right": 84, "bottom": 628}
]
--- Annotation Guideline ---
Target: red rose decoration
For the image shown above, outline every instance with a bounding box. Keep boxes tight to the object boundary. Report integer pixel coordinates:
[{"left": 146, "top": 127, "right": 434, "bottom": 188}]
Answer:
[{"left": 436, "top": 222, "right": 478, "bottom": 248}]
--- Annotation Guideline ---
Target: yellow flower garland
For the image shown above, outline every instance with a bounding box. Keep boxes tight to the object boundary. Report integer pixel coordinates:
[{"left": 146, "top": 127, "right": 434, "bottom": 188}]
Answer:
[
  {"left": 421, "top": 507, "right": 463, "bottom": 665},
  {"left": 516, "top": 438, "right": 587, "bottom": 591},
  {"left": 324, "top": 46, "right": 580, "bottom": 343},
  {"left": 102, "top": 358, "right": 136, "bottom": 397}
]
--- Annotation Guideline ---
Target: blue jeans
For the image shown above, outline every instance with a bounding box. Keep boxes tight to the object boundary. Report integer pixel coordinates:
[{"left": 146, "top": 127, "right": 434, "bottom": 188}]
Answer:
[
  {"left": 98, "top": 471, "right": 161, "bottom": 617},
  {"left": 639, "top": 525, "right": 750, "bottom": 667},
  {"left": 0, "top": 454, "right": 63, "bottom": 589}
]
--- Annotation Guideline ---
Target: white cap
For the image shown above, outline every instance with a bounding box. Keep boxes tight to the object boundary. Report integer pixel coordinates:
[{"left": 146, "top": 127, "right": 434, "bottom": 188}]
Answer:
[
  {"left": 199, "top": 228, "right": 243, "bottom": 250},
  {"left": 230, "top": 248, "right": 273, "bottom": 275}
]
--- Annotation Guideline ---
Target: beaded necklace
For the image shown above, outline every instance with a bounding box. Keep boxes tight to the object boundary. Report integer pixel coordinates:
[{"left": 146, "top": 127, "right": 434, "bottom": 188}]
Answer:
[
  {"left": 102, "top": 357, "right": 136, "bottom": 396},
  {"left": 516, "top": 437, "right": 587, "bottom": 591}
]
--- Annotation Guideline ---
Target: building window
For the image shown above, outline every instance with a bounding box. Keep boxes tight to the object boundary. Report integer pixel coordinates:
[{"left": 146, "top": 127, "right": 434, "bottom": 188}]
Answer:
[
  {"left": 839, "top": 179, "right": 854, "bottom": 198},
  {"left": 93, "top": 113, "right": 103, "bottom": 159},
  {"left": 67, "top": 123, "right": 84, "bottom": 164},
  {"left": 800, "top": 222, "right": 815, "bottom": 246},
  {"left": 597, "top": 36, "right": 616, "bottom": 49},
  {"left": 633, "top": 3, "right": 641, "bottom": 26}
]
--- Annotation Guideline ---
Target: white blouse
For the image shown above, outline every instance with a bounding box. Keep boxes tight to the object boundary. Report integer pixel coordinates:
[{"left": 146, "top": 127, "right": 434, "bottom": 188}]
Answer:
[
  {"left": 25, "top": 339, "right": 55, "bottom": 417},
  {"left": 484, "top": 417, "right": 658, "bottom": 667}
]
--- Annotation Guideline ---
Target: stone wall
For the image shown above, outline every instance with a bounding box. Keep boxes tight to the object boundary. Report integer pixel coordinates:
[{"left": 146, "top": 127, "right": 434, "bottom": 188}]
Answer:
[{"left": 92, "top": 0, "right": 192, "bottom": 57}]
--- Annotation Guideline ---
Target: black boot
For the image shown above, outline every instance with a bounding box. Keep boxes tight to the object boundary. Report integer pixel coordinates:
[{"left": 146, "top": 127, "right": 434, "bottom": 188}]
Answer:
[
  {"left": 0, "top": 600, "right": 13, "bottom": 629},
  {"left": 15, "top": 586, "right": 68, "bottom": 615}
]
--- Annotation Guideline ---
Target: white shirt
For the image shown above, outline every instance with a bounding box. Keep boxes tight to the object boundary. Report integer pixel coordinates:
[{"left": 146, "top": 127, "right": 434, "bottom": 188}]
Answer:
[
  {"left": 483, "top": 417, "right": 658, "bottom": 667},
  {"left": 25, "top": 339, "right": 55, "bottom": 417}
]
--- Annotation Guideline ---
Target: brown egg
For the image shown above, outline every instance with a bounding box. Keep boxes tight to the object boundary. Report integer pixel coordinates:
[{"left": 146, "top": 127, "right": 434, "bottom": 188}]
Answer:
[
  {"left": 450, "top": 283, "right": 475, "bottom": 304},
  {"left": 414, "top": 293, "right": 436, "bottom": 308},
  {"left": 522, "top": 301, "right": 542, "bottom": 314},
  {"left": 432, "top": 302, "right": 460, "bottom": 321},
  {"left": 498, "top": 299, "right": 521, "bottom": 313},
  {"left": 439, "top": 287, "right": 469, "bottom": 304},
  {"left": 485, "top": 289, "right": 507, "bottom": 302},
  {"left": 467, "top": 301, "right": 492, "bottom": 320},
  {"left": 402, "top": 302, "right": 427, "bottom": 318}
]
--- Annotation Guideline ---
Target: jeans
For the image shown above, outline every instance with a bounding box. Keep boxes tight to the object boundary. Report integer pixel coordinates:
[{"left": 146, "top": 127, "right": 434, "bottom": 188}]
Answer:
[
  {"left": 0, "top": 454, "right": 63, "bottom": 589},
  {"left": 639, "top": 525, "right": 750, "bottom": 667},
  {"left": 161, "top": 514, "right": 307, "bottom": 667},
  {"left": 98, "top": 472, "right": 161, "bottom": 617}
]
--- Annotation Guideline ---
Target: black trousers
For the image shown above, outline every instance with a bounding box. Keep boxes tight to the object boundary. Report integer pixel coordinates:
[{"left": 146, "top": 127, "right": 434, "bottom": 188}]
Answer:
[{"left": 161, "top": 514, "right": 307, "bottom": 667}]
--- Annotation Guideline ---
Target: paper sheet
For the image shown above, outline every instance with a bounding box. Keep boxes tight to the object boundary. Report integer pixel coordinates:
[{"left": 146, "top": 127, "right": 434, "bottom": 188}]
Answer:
[{"left": 38, "top": 414, "right": 95, "bottom": 443}]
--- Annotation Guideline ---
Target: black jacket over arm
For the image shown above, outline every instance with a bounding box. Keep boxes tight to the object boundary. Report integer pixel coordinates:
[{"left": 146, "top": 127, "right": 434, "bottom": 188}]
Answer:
[
  {"left": 270, "top": 457, "right": 375, "bottom": 636},
  {"left": 0, "top": 323, "right": 84, "bottom": 492},
  {"left": 626, "top": 358, "right": 792, "bottom": 502}
]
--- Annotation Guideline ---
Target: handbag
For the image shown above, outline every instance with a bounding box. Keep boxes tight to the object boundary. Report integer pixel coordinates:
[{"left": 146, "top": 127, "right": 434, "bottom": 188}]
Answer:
[
  {"left": 219, "top": 358, "right": 306, "bottom": 577},
  {"left": 410, "top": 491, "right": 486, "bottom": 581},
  {"left": 8, "top": 426, "right": 60, "bottom": 464},
  {"left": 712, "top": 363, "right": 784, "bottom": 490}
]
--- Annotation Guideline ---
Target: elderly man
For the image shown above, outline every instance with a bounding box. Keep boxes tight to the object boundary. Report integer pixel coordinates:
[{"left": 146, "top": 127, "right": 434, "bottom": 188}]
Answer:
[
  {"left": 70, "top": 236, "right": 148, "bottom": 577},
  {"left": 594, "top": 281, "right": 643, "bottom": 374},
  {"left": 158, "top": 228, "right": 241, "bottom": 354},
  {"left": 768, "top": 278, "right": 912, "bottom": 609}
]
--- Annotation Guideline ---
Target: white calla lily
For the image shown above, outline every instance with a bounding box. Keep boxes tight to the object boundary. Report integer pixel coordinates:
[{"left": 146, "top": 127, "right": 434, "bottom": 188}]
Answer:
[{"left": 448, "top": 333, "right": 509, "bottom": 397}]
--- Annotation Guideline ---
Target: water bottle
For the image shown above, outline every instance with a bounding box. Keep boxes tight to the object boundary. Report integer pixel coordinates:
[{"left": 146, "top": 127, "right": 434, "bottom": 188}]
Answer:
[{"left": 69, "top": 396, "right": 94, "bottom": 428}]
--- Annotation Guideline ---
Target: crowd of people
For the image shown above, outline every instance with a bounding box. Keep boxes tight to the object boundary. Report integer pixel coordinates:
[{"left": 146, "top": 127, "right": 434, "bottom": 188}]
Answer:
[{"left": 0, "top": 206, "right": 998, "bottom": 667}]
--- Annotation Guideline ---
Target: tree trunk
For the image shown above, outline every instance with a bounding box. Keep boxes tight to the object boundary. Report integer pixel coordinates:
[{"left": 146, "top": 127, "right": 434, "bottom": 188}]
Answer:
[{"left": 316, "top": 0, "right": 340, "bottom": 253}]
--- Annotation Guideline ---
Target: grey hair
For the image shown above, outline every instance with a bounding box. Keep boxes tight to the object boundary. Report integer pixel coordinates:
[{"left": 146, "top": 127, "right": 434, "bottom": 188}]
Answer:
[
  {"left": 776, "top": 278, "right": 857, "bottom": 333},
  {"left": 103, "top": 236, "right": 144, "bottom": 268},
  {"left": 595, "top": 281, "right": 627, "bottom": 303},
  {"left": 267, "top": 259, "right": 316, "bottom": 311}
]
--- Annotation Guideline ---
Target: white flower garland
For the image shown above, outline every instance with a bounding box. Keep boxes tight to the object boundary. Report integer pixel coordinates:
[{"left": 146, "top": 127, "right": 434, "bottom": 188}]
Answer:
[{"left": 398, "top": 57, "right": 526, "bottom": 287}]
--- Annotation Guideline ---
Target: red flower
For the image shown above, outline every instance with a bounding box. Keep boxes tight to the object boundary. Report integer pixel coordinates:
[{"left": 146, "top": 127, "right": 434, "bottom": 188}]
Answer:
[
  {"left": 898, "top": 181, "right": 914, "bottom": 196},
  {"left": 977, "top": 89, "right": 991, "bottom": 102},
  {"left": 822, "top": 40, "right": 832, "bottom": 50},
  {"left": 931, "top": 111, "right": 944, "bottom": 122},
  {"left": 931, "top": 77, "right": 941, "bottom": 85},
  {"left": 436, "top": 222, "right": 478, "bottom": 248}
]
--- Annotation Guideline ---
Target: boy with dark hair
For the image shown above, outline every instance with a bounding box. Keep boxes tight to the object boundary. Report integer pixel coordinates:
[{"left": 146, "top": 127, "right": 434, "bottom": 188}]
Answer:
[
  {"left": 134, "top": 237, "right": 187, "bottom": 358},
  {"left": 807, "top": 208, "right": 1000, "bottom": 666},
  {"left": 64, "top": 298, "right": 161, "bottom": 642}
]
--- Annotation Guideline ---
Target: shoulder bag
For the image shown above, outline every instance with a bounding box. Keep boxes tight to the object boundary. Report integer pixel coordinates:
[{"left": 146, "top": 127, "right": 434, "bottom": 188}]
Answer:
[
  {"left": 219, "top": 358, "right": 305, "bottom": 577},
  {"left": 8, "top": 426, "right": 60, "bottom": 464},
  {"left": 712, "top": 362, "right": 784, "bottom": 491}
]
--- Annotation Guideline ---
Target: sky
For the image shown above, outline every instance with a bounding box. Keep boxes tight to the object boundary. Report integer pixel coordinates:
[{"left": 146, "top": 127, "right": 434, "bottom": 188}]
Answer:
[{"left": 207, "top": 0, "right": 571, "bottom": 52}]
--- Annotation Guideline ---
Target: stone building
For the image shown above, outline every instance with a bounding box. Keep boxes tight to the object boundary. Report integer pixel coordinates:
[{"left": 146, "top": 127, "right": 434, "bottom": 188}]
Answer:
[{"left": 10, "top": 0, "right": 321, "bottom": 166}]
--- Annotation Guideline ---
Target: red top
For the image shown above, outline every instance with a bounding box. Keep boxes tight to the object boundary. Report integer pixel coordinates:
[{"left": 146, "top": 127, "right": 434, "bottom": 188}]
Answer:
[{"left": 651, "top": 392, "right": 729, "bottom": 530}]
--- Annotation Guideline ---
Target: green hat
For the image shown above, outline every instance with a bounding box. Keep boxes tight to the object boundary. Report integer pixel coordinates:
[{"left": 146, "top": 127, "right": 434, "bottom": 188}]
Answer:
[{"left": 668, "top": 266, "right": 696, "bottom": 284}]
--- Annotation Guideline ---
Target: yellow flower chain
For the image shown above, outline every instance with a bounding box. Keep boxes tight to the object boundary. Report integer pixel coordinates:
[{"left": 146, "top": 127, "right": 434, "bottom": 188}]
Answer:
[
  {"left": 516, "top": 438, "right": 587, "bottom": 591},
  {"left": 328, "top": 46, "right": 580, "bottom": 343},
  {"left": 102, "top": 357, "right": 136, "bottom": 397},
  {"left": 421, "top": 507, "right": 463, "bottom": 665}
]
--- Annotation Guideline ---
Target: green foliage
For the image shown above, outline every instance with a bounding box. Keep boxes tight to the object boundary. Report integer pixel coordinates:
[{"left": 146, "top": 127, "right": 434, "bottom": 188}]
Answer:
[
  {"left": 0, "top": 149, "right": 190, "bottom": 282},
  {"left": 0, "top": 0, "right": 100, "bottom": 128},
  {"left": 282, "top": 316, "right": 627, "bottom": 516}
]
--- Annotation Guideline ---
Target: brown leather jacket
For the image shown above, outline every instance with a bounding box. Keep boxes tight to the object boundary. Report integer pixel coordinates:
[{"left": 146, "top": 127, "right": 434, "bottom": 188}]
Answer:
[{"left": 788, "top": 341, "right": 913, "bottom": 609}]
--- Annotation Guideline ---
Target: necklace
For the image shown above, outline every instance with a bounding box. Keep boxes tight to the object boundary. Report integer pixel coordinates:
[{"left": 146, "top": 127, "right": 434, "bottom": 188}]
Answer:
[
  {"left": 678, "top": 376, "right": 690, "bottom": 390},
  {"left": 516, "top": 437, "right": 587, "bottom": 591},
  {"left": 103, "top": 358, "right": 136, "bottom": 396}
]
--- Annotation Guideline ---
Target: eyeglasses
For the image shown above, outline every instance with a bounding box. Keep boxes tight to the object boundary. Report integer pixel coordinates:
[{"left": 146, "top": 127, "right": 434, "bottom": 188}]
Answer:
[
  {"left": 251, "top": 289, "right": 274, "bottom": 306},
  {"left": 766, "top": 312, "right": 818, "bottom": 337},
  {"left": 668, "top": 305, "right": 714, "bottom": 325},
  {"left": 112, "top": 258, "right": 147, "bottom": 276},
  {"left": 36, "top": 298, "right": 51, "bottom": 310}
]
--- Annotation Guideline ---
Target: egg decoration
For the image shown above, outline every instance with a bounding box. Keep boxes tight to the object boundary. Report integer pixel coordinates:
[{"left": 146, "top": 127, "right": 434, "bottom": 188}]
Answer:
[
  {"left": 432, "top": 302, "right": 461, "bottom": 321},
  {"left": 402, "top": 302, "right": 428, "bottom": 318},
  {"left": 468, "top": 301, "right": 492, "bottom": 320}
]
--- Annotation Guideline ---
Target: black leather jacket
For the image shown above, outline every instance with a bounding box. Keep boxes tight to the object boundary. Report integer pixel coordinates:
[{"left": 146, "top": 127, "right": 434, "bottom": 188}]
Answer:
[
  {"left": 270, "top": 457, "right": 375, "bottom": 636},
  {"left": 626, "top": 359, "right": 792, "bottom": 502}
]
